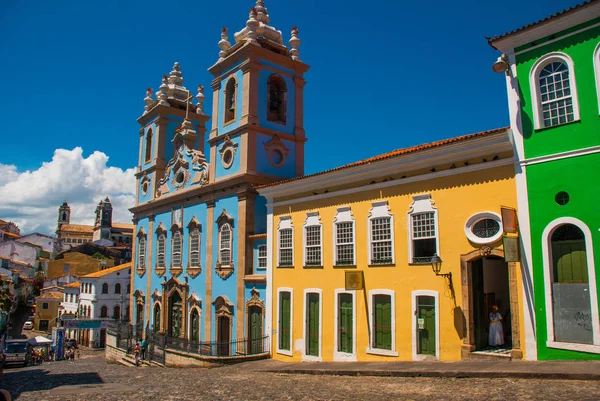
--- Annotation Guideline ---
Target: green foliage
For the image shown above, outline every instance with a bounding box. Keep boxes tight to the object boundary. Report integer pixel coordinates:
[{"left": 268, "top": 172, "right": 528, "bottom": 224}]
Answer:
[
  {"left": 0, "top": 277, "right": 13, "bottom": 312},
  {"left": 32, "top": 276, "right": 44, "bottom": 296},
  {"left": 91, "top": 252, "right": 109, "bottom": 260}
]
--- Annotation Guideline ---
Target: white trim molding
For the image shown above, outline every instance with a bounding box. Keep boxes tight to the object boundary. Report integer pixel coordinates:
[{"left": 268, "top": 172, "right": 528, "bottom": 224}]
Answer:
[
  {"left": 464, "top": 211, "right": 503, "bottom": 245},
  {"left": 407, "top": 194, "right": 440, "bottom": 264},
  {"left": 303, "top": 212, "right": 323, "bottom": 267},
  {"left": 529, "top": 52, "right": 580, "bottom": 130},
  {"left": 302, "top": 288, "right": 323, "bottom": 361},
  {"left": 541, "top": 217, "right": 600, "bottom": 354},
  {"left": 411, "top": 290, "right": 440, "bottom": 361},
  {"left": 594, "top": 42, "right": 600, "bottom": 115},
  {"left": 332, "top": 207, "right": 356, "bottom": 267},
  {"left": 366, "top": 289, "right": 398, "bottom": 357},
  {"left": 276, "top": 287, "right": 293, "bottom": 356},
  {"left": 520, "top": 145, "right": 600, "bottom": 167},
  {"left": 367, "top": 201, "right": 395, "bottom": 266},
  {"left": 276, "top": 216, "right": 294, "bottom": 268},
  {"left": 333, "top": 289, "right": 357, "bottom": 362},
  {"left": 265, "top": 202, "right": 274, "bottom": 348}
]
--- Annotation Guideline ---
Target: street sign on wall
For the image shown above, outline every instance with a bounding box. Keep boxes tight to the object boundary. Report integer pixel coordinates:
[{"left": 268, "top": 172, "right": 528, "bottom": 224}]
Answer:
[
  {"left": 345, "top": 271, "right": 364, "bottom": 290},
  {"left": 64, "top": 319, "right": 109, "bottom": 330}
]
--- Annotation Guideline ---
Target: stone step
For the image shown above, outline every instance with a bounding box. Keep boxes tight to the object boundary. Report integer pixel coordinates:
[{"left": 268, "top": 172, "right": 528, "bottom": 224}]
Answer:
[{"left": 468, "top": 351, "right": 512, "bottom": 361}]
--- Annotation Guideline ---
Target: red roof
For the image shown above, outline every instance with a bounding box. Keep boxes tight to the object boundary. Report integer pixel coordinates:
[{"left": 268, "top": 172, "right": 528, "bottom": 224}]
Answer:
[
  {"left": 488, "top": 1, "right": 597, "bottom": 45},
  {"left": 257, "top": 127, "right": 509, "bottom": 189}
]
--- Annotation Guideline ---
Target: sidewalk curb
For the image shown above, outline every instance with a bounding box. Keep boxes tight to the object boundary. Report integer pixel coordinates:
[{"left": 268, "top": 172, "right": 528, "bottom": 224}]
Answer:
[{"left": 261, "top": 369, "right": 600, "bottom": 381}]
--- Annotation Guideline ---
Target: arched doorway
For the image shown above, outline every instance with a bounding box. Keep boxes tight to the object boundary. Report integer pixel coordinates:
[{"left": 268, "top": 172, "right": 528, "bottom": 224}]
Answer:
[
  {"left": 248, "top": 305, "right": 263, "bottom": 354},
  {"left": 154, "top": 303, "right": 161, "bottom": 333},
  {"left": 190, "top": 308, "right": 200, "bottom": 342},
  {"left": 168, "top": 292, "right": 183, "bottom": 338}
]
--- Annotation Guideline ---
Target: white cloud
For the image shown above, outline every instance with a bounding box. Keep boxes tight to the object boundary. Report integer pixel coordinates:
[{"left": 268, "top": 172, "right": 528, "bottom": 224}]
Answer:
[{"left": 0, "top": 148, "right": 136, "bottom": 235}]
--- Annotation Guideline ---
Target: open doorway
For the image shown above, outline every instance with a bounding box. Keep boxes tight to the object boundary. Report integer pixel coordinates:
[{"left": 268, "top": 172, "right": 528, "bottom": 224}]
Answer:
[{"left": 471, "top": 256, "right": 512, "bottom": 354}]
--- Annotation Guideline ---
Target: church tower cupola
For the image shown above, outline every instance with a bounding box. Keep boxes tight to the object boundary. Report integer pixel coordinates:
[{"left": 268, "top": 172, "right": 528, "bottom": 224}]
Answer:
[{"left": 57, "top": 201, "right": 71, "bottom": 233}]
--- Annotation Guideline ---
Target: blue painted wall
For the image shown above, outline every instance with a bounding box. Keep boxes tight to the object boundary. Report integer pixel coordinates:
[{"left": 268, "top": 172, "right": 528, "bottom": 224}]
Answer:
[
  {"left": 252, "top": 239, "right": 267, "bottom": 275},
  {"left": 243, "top": 282, "right": 267, "bottom": 334},
  {"left": 214, "top": 135, "right": 241, "bottom": 179},
  {"left": 211, "top": 195, "right": 239, "bottom": 341},
  {"left": 141, "top": 121, "right": 158, "bottom": 171},
  {"left": 253, "top": 196, "right": 267, "bottom": 234},
  {"left": 255, "top": 133, "right": 296, "bottom": 178},
  {"left": 133, "top": 216, "right": 150, "bottom": 326},
  {"left": 217, "top": 68, "right": 244, "bottom": 135},
  {"left": 138, "top": 172, "right": 153, "bottom": 204}
]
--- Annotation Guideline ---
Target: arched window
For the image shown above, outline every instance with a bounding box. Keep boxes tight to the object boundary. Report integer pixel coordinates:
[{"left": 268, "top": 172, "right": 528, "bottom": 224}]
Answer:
[
  {"left": 190, "top": 308, "right": 200, "bottom": 342},
  {"left": 154, "top": 303, "right": 161, "bottom": 333},
  {"left": 549, "top": 223, "right": 592, "bottom": 345},
  {"left": 115, "top": 283, "right": 121, "bottom": 294},
  {"left": 168, "top": 292, "right": 182, "bottom": 338},
  {"left": 138, "top": 235, "right": 146, "bottom": 270},
  {"left": 530, "top": 53, "right": 579, "bottom": 129},
  {"left": 157, "top": 231, "right": 166, "bottom": 270},
  {"left": 219, "top": 223, "right": 232, "bottom": 266},
  {"left": 102, "top": 283, "right": 108, "bottom": 294},
  {"left": 113, "top": 305, "right": 121, "bottom": 320},
  {"left": 189, "top": 226, "right": 201, "bottom": 269},
  {"left": 62, "top": 212, "right": 67, "bottom": 221},
  {"left": 145, "top": 128, "right": 153, "bottom": 162},
  {"left": 224, "top": 78, "right": 236, "bottom": 123},
  {"left": 267, "top": 75, "right": 287, "bottom": 124},
  {"left": 100, "top": 305, "right": 108, "bottom": 318},
  {"left": 171, "top": 230, "right": 183, "bottom": 268}
]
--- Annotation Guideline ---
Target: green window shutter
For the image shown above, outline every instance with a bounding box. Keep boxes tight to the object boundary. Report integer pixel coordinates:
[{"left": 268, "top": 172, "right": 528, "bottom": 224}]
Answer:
[
  {"left": 338, "top": 293, "right": 353, "bottom": 353},
  {"left": 553, "top": 240, "right": 588, "bottom": 284},
  {"left": 306, "top": 293, "right": 320, "bottom": 356},
  {"left": 279, "top": 292, "right": 291, "bottom": 350},
  {"left": 373, "top": 294, "right": 392, "bottom": 350}
]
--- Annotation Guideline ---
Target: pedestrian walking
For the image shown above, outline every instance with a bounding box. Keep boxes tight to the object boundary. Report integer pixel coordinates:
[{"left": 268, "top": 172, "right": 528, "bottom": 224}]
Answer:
[
  {"left": 70, "top": 349, "right": 75, "bottom": 362},
  {"left": 140, "top": 338, "right": 146, "bottom": 360},
  {"left": 77, "top": 350, "right": 80, "bottom": 359},
  {"left": 133, "top": 342, "right": 141, "bottom": 367}
]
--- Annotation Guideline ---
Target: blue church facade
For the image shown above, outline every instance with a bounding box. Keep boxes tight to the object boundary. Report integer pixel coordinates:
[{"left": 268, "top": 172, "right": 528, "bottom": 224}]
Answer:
[{"left": 129, "top": 1, "right": 308, "bottom": 353}]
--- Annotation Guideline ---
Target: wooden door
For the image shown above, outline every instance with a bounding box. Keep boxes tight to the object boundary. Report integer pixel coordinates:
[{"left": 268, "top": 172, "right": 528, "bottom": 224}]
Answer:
[
  {"left": 306, "top": 293, "right": 320, "bottom": 357},
  {"left": 417, "top": 296, "right": 436, "bottom": 356},
  {"left": 218, "top": 316, "right": 230, "bottom": 356},
  {"left": 248, "top": 306, "right": 263, "bottom": 354}
]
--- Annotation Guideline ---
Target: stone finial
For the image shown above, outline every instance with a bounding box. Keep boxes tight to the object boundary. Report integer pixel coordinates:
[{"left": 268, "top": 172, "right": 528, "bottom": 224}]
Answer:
[
  {"left": 246, "top": 8, "right": 259, "bottom": 45},
  {"left": 289, "top": 26, "right": 301, "bottom": 61},
  {"left": 255, "top": 0, "right": 270, "bottom": 25},
  {"left": 196, "top": 85, "right": 206, "bottom": 115},
  {"left": 159, "top": 75, "right": 169, "bottom": 106},
  {"left": 169, "top": 62, "right": 184, "bottom": 86},
  {"left": 144, "top": 87, "right": 154, "bottom": 114},
  {"left": 218, "top": 27, "right": 231, "bottom": 61}
]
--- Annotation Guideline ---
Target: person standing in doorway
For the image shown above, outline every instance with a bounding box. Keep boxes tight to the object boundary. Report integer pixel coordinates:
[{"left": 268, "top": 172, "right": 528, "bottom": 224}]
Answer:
[
  {"left": 489, "top": 305, "right": 504, "bottom": 348},
  {"left": 140, "top": 338, "right": 146, "bottom": 361}
]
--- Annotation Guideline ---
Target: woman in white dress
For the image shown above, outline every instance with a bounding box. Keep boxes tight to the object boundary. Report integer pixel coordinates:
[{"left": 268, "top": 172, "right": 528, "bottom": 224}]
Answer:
[{"left": 489, "top": 305, "right": 504, "bottom": 347}]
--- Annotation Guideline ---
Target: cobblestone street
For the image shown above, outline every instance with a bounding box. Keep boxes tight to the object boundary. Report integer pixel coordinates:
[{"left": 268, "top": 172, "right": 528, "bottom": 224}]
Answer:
[{"left": 1, "top": 351, "right": 599, "bottom": 400}]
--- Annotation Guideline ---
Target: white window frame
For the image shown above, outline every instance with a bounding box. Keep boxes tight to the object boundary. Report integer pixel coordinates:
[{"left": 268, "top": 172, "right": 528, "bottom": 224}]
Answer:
[
  {"left": 411, "top": 290, "right": 440, "bottom": 361},
  {"left": 529, "top": 52, "right": 580, "bottom": 130},
  {"left": 303, "top": 212, "right": 322, "bottom": 267},
  {"left": 367, "top": 289, "right": 397, "bottom": 357},
  {"left": 594, "top": 43, "right": 600, "bottom": 115},
  {"left": 542, "top": 217, "right": 600, "bottom": 354},
  {"left": 464, "top": 212, "right": 503, "bottom": 245},
  {"left": 171, "top": 230, "right": 182, "bottom": 268},
  {"left": 187, "top": 305, "right": 201, "bottom": 341},
  {"left": 188, "top": 226, "right": 201, "bottom": 268},
  {"left": 277, "top": 216, "right": 294, "bottom": 267},
  {"left": 156, "top": 232, "right": 166, "bottom": 269},
  {"left": 332, "top": 207, "right": 356, "bottom": 266},
  {"left": 333, "top": 288, "right": 356, "bottom": 361},
  {"left": 137, "top": 235, "right": 146, "bottom": 270},
  {"left": 302, "top": 288, "right": 322, "bottom": 361},
  {"left": 407, "top": 194, "right": 439, "bottom": 265},
  {"left": 276, "top": 287, "right": 293, "bottom": 356},
  {"left": 367, "top": 201, "right": 395, "bottom": 265},
  {"left": 257, "top": 244, "right": 267, "bottom": 271},
  {"left": 219, "top": 223, "right": 232, "bottom": 266}
]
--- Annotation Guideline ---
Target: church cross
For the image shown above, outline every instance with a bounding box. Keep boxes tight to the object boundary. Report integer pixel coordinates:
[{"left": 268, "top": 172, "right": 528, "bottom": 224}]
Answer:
[{"left": 185, "top": 90, "right": 194, "bottom": 120}]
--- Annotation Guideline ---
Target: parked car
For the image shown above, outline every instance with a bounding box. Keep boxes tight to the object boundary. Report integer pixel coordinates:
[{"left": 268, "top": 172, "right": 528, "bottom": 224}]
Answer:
[
  {"left": 65, "top": 338, "right": 77, "bottom": 349},
  {"left": 22, "top": 321, "right": 33, "bottom": 330},
  {"left": 26, "top": 297, "right": 34, "bottom": 306},
  {"left": 3, "top": 339, "right": 31, "bottom": 367}
]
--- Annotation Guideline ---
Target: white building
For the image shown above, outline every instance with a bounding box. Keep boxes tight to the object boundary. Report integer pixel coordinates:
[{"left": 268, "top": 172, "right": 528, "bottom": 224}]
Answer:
[
  {"left": 77, "top": 262, "right": 131, "bottom": 348},
  {"left": 60, "top": 281, "right": 81, "bottom": 340}
]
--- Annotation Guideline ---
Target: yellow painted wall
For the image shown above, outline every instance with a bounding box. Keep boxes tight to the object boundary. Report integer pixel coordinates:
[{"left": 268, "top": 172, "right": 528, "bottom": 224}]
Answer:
[
  {"left": 47, "top": 252, "right": 114, "bottom": 279},
  {"left": 271, "top": 164, "right": 525, "bottom": 361},
  {"left": 34, "top": 299, "right": 60, "bottom": 331}
]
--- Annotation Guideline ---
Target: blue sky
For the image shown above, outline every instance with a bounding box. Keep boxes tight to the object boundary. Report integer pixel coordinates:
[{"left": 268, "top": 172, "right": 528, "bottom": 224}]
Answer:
[{"left": 0, "top": 0, "right": 581, "bottom": 233}]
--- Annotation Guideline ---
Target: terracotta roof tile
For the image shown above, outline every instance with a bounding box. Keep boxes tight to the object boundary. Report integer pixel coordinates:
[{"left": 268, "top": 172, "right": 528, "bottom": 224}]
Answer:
[
  {"left": 64, "top": 281, "right": 80, "bottom": 289},
  {"left": 488, "top": 1, "right": 597, "bottom": 45},
  {"left": 0, "top": 256, "right": 33, "bottom": 267},
  {"left": 257, "top": 127, "right": 509, "bottom": 189},
  {"left": 112, "top": 223, "right": 134, "bottom": 230},
  {"left": 81, "top": 262, "right": 131, "bottom": 278},
  {"left": 36, "top": 292, "right": 64, "bottom": 300},
  {"left": 59, "top": 224, "right": 94, "bottom": 233},
  {"left": 1, "top": 231, "right": 21, "bottom": 238}
]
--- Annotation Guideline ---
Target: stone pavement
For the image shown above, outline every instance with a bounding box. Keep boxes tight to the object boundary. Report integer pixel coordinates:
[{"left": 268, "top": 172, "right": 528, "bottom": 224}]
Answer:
[
  {"left": 239, "top": 359, "right": 600, "bottom": 380},
  {"left": 1, "top": 351, "right": 600, "bottom": 400}
]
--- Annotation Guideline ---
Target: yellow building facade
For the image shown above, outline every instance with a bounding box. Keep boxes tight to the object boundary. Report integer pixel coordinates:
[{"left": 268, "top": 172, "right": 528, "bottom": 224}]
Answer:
[{"left": 258, "top": 128, "right": 528, "bottom": 362}]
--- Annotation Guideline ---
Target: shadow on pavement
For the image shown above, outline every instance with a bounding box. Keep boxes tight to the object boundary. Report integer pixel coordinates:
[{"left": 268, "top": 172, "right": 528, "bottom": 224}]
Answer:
[{"left": 0, "top": 369, "right": 103, "bottom": 399}]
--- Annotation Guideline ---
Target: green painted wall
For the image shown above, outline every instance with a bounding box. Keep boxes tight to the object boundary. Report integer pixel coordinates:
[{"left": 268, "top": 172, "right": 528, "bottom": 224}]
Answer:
[
  {"left": 514, "top": 19, "right": 600, "bottom": 360},
  {"left": 515, "top": 22, "right": 600, "bottom": 159},
  {"left": 527, "top": 154, "right": 600, "bottom": 360}
]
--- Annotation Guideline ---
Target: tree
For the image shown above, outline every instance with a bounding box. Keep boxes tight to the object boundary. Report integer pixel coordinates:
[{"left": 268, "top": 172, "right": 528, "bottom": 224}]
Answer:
[
  {"left": 0, "top": 277, "right": 13, "bottom": 312},
  {"left": 32, "top": 276, "right": 44, "bottom": 297}
]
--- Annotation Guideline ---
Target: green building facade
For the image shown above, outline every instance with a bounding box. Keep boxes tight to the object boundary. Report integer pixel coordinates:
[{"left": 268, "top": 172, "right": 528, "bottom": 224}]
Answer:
[{"left": 490, "top": 2, "right": 600, "bottom": 360}]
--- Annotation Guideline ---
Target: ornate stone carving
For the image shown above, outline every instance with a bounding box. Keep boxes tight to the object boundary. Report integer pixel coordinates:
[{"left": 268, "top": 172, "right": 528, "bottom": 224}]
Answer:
[
  {"left": 263, "top": 134, "right": 290, "bottom": 167},
  {"left": 289, "top": 27, "right": 301, "bottom": 61},
  {"left": 218, "top": 135, "right": 238, "bottom": 169},
  {"left": 143, "top": 87, "right": 154, "bottom": 114},
  {"left": 246, "top": 287, "right": 264, "bottom": 310},
  {"left": 218, "top": 28, "right": 231, "bottom": 61},
  {"left": 212, "top": 295, "right": 234, "bottom": 318},
  {"left": 151, "top": 289, "right": 162, "bottom": 304},
  {"left": 187, "top": 292, "right": 202, "bottom": 310},
  {"left": 480, "top": 245, "right": 492, "bottom": 256},
  {"left": 196, "top": 84, "right": 206, "bottom": 115},
  {"left": 133, "top": 289, "right": 145, "bottom": 306}
]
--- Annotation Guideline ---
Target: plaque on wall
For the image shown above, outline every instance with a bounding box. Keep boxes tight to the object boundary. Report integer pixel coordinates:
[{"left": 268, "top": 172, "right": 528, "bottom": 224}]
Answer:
[
  {"left": 345, "top": 271, "right": 364, "bottom": 291},
  {"left": 503, "top": 236, "right": 520, "bottom": 262},
  {"left": 501, "top": 206, "right": 518, "bottom": 234}
]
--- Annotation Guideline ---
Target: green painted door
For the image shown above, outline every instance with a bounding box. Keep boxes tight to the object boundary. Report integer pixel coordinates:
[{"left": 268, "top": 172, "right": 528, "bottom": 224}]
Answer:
[
  {"left": 373, "top": 295, "right": 392, "bottom": 350},
  {"left": 306, "top": 293, "right": 320, "bottom": 356},
  {"left": 279, "top": 292, "right": 291, "bottom": 350},
  {"left": 249, "top": 306, "right": 263, "bottom": 354},
  {"left": 417, "top": 296, "right": 436, "bottom": 356},
  {"left": 338, "top": 293, "right": 353, "bottom": 353},
  {"left": 552, "top": 240, "right": 588, "bottom": 283}
]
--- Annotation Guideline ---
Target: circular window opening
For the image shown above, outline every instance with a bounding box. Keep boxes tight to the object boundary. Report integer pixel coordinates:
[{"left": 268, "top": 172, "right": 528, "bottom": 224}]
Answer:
[
  {"left": 271, "top": 149, "right": 283, "bottom": 166},
  {"left": 555, "top": 191, "right": 569, "bottom": 206},
  {"left": 222, "top": 148, "right": 234, "bottom": 168},
  {"left": 175, "top": 171, "right": 185, "bottom": 184},
  {"left": 142, "top": 182, "right": 149, "bottom": 195},
  {"left": 472, "top": 219, "right": 500, "bottom": 239}
]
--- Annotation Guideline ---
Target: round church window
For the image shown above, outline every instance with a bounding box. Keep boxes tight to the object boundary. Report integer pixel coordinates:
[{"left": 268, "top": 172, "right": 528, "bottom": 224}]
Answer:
[
  {"left": 472, "top": 219, "right": 500, "bottom": 239},
  {"left": 175, "top": 171, "right": 185, "bottom": 184},
  {"left": 555, "top": 191, "right": 569, "bottom": 206},
  {"left": 222, "top": 148, "right": 234, "bottom": 169},
  {"left": 270, "top": 149, "right": 284, "bottom": 166},
  {"left": 142, "top": 181, "right": 149, "bottom": 195},
  {"left": 464, "top": 212, "right": 503, "bottom": 245}
]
